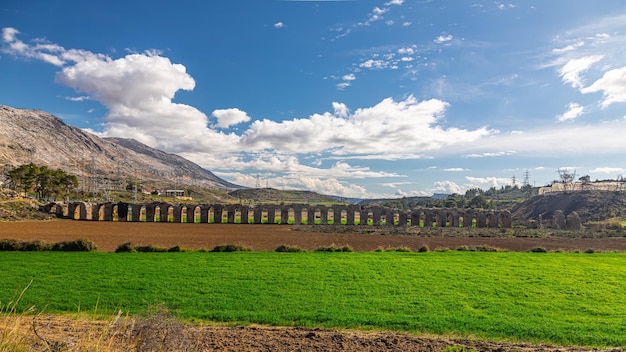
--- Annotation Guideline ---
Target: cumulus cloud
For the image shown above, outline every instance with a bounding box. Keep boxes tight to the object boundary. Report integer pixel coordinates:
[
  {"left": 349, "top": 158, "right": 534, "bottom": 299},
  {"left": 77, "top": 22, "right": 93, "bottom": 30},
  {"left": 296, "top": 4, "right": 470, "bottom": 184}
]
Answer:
[
  {"left": 240, "top": 95, "right": 493, "bottom": 156},
  {"left": 274, "top": 22, "right": 285, "bottom": 29},
  {"left": 465, "top": 176, "right": 513, "bottom": 188},
  {"left": 433, "top": 180, "right": 463, "bottom": 194},
  {"left": 332, "top": 102, "right": 349, "bottom": 118},
  {"left": 556, "top": 102, "right": 585, "bottom": 122},
  {"left": 211, "top": 108, "right": 251, "bottom": 129},
  {"left": 581, "top": 65, "right": 626, "bottom": 108}
]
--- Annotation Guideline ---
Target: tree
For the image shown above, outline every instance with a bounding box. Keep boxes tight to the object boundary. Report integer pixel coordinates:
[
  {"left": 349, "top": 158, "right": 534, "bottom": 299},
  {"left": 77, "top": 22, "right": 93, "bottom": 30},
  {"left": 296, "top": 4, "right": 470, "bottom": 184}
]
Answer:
[
  {"left": 6, "top": 163, "right": 39, "bottom": 196},
  {"left": 468, "top": 195, "right": 488, "bottom": 209},
  {"left": 5, "top": 163, "right": 78, "bottom": 199}
]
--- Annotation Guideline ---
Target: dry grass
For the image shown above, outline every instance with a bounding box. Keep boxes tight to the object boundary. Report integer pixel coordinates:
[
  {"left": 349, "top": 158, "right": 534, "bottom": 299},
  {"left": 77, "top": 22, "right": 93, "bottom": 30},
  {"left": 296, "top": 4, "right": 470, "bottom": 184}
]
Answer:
[{"left": 1, "top": 284, "right": 190, "bottom": 352}]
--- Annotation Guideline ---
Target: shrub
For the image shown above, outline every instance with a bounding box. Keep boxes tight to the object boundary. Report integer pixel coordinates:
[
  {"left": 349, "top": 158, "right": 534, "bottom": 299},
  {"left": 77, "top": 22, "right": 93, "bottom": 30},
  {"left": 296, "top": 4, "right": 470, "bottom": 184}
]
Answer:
[
  {"left": 116, "top": 242, "right": 136, "bottom": 253},
  {"left": 21, "top": 240, "right": 52, "bottom": 251},
  {"left": 417, "top": 246, "right": 429, "bottom": 252},
  {"left": 275, "top": 245, "right": 306, "bottom": 253},
  {"left": 0, "top": 239, "right": 95, "bottom": 252},
  {"left": 529, "top": 247, "right": 548, "bottom": 253},
  {"left": 210, "top": 244, "right": 250, "bottom": 252},
  {"left": 135, "top": 245, "right": 168, "bottom": 253},
  {"left": 51, "top": 239, "right": 96, "bottom": 252},
  {"left": 584, "top": 248, "right": 596, "bottom": 254},
  {"left": 375, "top": 246, "right": 413, "bottom": 252},
  {"left": 167, "top": 245, "right": 186, "bottom": 252},
  {"left": 0, "top": 239, "right": 22, "bottom": 251},
  {"left": 314, "top": 245, "right": 353, "bottom": 252},
  {"left": 456, "top": 245, "right": 501, "bottom": 252}
]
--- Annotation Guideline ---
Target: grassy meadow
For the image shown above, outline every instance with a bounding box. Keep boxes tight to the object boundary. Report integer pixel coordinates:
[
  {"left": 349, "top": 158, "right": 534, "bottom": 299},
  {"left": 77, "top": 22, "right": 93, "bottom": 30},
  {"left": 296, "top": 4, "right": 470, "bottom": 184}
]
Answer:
[{"left": 1, "top": 251, "right": 625, "bottom": 348}]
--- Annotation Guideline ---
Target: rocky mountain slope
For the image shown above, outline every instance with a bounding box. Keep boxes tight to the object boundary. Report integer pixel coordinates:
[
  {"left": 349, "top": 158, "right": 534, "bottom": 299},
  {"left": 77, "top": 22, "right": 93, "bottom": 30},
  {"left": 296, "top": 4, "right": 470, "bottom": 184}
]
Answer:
[{"left": 0, "top": 105, "right": 240, "bottom": 190}]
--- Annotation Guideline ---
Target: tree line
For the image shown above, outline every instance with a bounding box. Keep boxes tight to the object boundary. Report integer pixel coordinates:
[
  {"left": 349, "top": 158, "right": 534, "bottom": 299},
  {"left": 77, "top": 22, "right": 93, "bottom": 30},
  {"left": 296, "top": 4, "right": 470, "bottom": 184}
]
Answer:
[{"left": 4, "top": 163, "right": 78, "bottom": 200}]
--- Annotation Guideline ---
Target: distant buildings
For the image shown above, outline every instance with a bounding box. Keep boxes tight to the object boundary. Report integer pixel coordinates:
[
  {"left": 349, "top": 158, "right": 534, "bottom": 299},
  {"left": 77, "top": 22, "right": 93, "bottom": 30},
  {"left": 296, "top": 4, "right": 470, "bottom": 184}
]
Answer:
[{"left": 539, "top": 180, "right": 626, "bottom": 195}]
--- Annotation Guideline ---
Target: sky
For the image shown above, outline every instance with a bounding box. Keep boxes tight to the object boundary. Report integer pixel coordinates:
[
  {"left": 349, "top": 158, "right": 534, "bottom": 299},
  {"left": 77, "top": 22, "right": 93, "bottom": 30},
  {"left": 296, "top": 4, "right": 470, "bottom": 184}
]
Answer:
[{"left": 1, "top": 0, "right": 626, "bottom": 199}]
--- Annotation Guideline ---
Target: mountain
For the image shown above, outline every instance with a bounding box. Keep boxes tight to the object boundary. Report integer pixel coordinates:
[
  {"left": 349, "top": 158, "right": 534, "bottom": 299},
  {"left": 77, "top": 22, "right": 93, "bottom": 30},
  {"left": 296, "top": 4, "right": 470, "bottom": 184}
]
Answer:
[{"left": 0, "top": 105, "right": 240, "bottom": 191}]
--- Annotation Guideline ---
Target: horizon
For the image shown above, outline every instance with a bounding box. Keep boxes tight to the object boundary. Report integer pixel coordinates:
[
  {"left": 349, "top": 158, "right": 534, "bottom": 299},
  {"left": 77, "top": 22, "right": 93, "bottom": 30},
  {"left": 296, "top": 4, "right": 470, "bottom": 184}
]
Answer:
[{"left": 1, "top": 1, "right": 626, "bottom": 198}]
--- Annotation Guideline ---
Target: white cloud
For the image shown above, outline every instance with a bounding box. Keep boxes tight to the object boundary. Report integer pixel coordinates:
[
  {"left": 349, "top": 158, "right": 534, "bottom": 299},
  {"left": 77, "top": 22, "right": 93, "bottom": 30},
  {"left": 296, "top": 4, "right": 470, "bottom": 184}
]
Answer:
[
  {"left": 337, "top": 73, "right": 356, "bottom": 90},
  {"left": 360, "top": 59, "right": 388, "bottom": 70},
  {"left": 215, "top": 171, "right": 372, "bottom": 198},
  {"left": 398, "top": 46, "right": 416, "bottom": 55},
  {"left": 556, "top": 102, "right": 585, "bottom": 122},
  {"left": 581, "top": 65, "right": 626, "bottom": 108},
  {"left": 274, "top": 22, "right": 285, "bottom": 29},
  {"left": 240, "top": 95, "right": 492, "bottom": 156},
  {"left": 443, "top": 168, "right": 470, "bottom": 172},
  {"left": 552, "top": 41, "right": 584, "bottom": 54},
  {"left": 434, "top": 34, "right": 453, "bottom": 44},
  {"left": 465, "top": 176, "right": 513, "bottom": 188},
  {"left": 1, "top": 27, "right": 18, "bottom": 42},
  {"left": 559, "top": 55, "right": 603, "bottom": 88},
  {"left": 211, "top": 108, "right": 251, "bottom": 129},
  {"left": 332, "top": 102, "right": 349, "bottom": 118},
  {"left": 458, "top": 122, "right": 626, "bottom": 157},
  {"left": 433, "top": 180, "right": 463, "bottom": 194},
  {"left": 65, "top": 95, "right": 90, "bottom": 102},
  {"left": 462, "top": 151, "right": 515, "bottom": 158},
  {"left": 385, "top": 0, "right": 403, "bottom": 5},
  {"left": 590, "top": 167, "right": 625, "bottom": 174}
]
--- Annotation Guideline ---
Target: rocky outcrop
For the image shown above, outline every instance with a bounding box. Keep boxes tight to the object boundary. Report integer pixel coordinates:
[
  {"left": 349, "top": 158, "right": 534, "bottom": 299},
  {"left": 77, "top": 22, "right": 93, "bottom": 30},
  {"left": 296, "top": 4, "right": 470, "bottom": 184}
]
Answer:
[{"left": 0, "top": 105, "right": 240, "bottom": 190}]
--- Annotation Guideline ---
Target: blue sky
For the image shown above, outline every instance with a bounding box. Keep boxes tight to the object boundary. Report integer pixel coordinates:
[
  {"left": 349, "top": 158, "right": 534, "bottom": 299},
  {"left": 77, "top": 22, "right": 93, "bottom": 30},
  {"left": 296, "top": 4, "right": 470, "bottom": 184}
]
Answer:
[{"left": 2, "top": 0, "right": 626, "bottom": 198}]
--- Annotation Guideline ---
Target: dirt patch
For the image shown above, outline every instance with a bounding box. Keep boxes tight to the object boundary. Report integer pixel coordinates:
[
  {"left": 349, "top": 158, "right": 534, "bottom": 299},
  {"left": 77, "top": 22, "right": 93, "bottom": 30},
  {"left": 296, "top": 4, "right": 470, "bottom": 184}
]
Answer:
[
  {"left": 0, "top": 220, "right": 625, "bottom": 252},
  {"left": 3, "top": 315, "right": 618, "bottom": 352}
]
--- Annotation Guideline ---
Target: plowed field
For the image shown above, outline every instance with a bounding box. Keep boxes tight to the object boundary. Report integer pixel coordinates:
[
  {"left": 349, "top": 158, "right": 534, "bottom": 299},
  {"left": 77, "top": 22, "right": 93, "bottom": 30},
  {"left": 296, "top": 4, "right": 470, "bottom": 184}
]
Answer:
[{"left": 1, "top": 220, "right": 625, "bottom": 252}]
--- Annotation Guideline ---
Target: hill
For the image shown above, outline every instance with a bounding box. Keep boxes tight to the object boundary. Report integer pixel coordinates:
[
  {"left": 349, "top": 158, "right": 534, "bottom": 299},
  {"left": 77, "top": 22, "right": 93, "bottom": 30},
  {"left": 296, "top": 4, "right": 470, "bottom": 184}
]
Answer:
[
  {"left": 511, "top": 191, "right": 626, "bottom": 223},
  {"left": 0, "top": 105, "right": 239, "bottom": 191}
]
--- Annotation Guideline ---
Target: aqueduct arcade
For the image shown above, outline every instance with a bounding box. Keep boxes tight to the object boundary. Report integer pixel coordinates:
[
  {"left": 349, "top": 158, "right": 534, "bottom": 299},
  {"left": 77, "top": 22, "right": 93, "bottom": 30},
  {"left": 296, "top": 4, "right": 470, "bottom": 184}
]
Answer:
[{"left": 52, "top": 202, "right": 512, "bottom": 228}]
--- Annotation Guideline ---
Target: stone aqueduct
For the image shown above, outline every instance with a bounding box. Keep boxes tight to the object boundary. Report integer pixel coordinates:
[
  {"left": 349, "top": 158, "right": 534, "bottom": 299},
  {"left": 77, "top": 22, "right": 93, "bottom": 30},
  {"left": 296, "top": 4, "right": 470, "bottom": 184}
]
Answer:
[{"left": 51, "top": 202, "right": 512, "bottom": 228}]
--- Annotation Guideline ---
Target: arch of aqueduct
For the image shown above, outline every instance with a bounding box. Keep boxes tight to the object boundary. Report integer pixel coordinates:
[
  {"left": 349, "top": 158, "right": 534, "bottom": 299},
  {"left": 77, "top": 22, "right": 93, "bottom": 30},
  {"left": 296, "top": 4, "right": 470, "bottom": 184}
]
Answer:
[{"left": 49, "top": 202, "right": 512, "bottom": 228}]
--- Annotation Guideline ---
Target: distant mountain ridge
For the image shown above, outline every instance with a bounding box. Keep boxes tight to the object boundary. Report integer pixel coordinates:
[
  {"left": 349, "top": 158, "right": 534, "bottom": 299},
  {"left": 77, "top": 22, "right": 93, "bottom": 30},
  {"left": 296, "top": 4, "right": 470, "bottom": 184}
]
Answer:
[{"left": 0, "top": 105, "right": 240, "bottom": 190}]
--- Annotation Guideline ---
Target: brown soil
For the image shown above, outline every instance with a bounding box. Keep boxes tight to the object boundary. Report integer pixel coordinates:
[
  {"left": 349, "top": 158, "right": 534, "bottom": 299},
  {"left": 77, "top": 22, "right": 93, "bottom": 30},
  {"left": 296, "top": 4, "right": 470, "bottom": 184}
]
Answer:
[
  {"left": 1, "top": 220, "right": 626, "bottom": 252},
  {"left": 3, "top": 314, "right": 619, "bottom": 352}
]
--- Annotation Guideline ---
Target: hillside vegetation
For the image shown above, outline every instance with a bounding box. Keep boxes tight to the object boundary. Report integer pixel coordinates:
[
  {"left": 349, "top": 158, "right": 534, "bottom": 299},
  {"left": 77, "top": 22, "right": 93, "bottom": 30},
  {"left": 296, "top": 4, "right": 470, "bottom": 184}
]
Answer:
[
  {"left": 0, "top": 189, "right": 51, "bottom": 221},
  {"left": 511, "top": 191, "right": 626, "bottom": 223}
]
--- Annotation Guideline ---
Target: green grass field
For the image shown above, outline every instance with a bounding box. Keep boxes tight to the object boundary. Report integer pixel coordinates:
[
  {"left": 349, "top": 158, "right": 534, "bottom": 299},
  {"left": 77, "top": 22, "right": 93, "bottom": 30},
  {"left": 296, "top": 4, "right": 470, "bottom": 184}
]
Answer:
[{"left": 1, "top": 251, "right": 624, "bottom": 347}]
